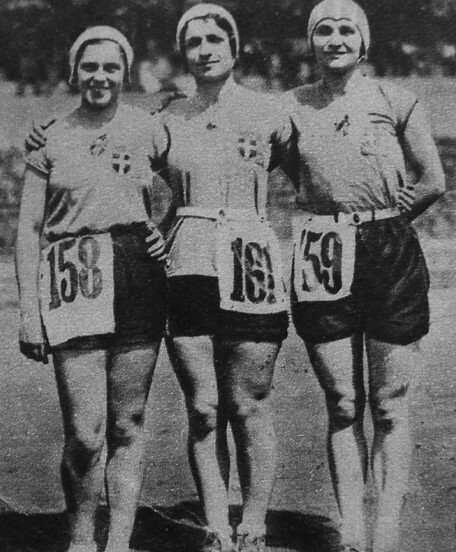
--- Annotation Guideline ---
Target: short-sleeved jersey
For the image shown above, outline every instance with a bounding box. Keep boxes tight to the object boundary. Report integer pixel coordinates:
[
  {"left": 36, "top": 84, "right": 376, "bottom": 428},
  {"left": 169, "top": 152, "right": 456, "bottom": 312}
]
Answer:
[
  {"left": 25, "top": 104, "right": 169, "bottom": 241},
  {"left": 162, "top": 79, "right": 292, "bottom": 211},
  {"left": 160, "top": 79, "right": 293, "bottom": 277},
  {"left": 284, "top": 74, "right": 418, "bottom": 214}
]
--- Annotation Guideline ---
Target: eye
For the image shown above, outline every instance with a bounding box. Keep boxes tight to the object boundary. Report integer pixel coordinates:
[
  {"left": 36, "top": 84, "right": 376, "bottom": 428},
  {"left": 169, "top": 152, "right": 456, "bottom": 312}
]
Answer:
[
  {"left": 79, "top": 62, "right": 98, "bottom": 72},
  {"left": 185, "top": 36, "right": 201, "bottom": 49},
  {"left": 104, "top": 63, "right": 122, "bottom": 73},
  {"left": 314, "top": 24, "right": 333, "bottom": 37},
  {"left": 207, "top": 34, "right": 224, "bottom": 44},
  {"left": 339, "top": 25, "right": 357, "bottom": 36}
]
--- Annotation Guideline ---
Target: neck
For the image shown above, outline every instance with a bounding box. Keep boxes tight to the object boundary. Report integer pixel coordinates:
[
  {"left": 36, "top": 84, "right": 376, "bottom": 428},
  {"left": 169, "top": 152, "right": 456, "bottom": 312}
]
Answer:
[
  {"left": 194, "top": 74, "right": 234, "bottom": 105},
  {"left": 77, "top": 100, "right": 119, "bottom": 128},
  {"left": 320, "top": 65, "right": 360, "bottom": 96}
]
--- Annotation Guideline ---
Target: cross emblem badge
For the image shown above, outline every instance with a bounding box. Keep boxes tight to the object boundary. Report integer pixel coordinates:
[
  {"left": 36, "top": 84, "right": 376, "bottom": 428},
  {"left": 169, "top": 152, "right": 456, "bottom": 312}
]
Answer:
[
  {"left": 112, "top": 152, "right": 131, "bottom": 175},
  {"left": 238, "top": 133, "right": 266, "bottom": 167}
]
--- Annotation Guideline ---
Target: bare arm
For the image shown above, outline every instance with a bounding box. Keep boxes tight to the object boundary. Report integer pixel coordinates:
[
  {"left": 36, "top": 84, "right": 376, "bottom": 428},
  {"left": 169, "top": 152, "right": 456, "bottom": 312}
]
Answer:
[
  {"left": 15, "top": 166, "right": 48, "bottom": 363},
  {"left": 400, "top": 103, "right": 445, "bottom": 221}
]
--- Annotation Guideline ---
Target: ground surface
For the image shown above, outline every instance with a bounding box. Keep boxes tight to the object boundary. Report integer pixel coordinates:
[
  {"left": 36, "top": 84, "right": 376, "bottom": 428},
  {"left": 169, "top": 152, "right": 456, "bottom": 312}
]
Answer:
[{"left": 1, "top": 80, "right": 456, "bottom": 551}]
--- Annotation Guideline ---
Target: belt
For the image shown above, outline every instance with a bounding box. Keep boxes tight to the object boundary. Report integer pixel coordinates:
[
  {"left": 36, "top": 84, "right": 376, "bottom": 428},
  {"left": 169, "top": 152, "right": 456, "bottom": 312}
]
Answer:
[
  {"left": 176, "top": 206, "right": 267, "bottom": 221},
  {"left": 296, "top": 207, "right": 401, "bottom": 226}
]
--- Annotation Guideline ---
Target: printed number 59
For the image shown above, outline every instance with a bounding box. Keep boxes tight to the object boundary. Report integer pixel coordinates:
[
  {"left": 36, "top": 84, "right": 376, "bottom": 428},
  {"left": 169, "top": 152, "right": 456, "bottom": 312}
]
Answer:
[
  {"left": 300, "top": 230, "right": 342, "bottom": 294},
  {"left": 47, "top": 236, "right": 103, "bottom": 310}
]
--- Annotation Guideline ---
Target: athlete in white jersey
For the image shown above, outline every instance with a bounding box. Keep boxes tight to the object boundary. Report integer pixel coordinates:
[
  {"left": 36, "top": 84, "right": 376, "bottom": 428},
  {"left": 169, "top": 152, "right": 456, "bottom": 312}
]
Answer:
[
  {"left": 16, "top": 27, "right": 169, "bottom": 552},
  {"left": 285, "top": 2, "right": 445, "bottom": 552},
  {"left": 150, "top": 5, "right": 293, "bottom": 552}
]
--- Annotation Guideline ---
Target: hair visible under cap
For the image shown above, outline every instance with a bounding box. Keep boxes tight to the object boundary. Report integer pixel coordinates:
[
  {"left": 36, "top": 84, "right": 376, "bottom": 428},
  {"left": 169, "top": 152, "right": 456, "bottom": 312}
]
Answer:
[
  {"left": 176, "top": 3, "right": 240, "bottom": 58},
  {"left": 307, "top": 0, "right": 370, "bottom": 58},
  {"left": 69, "top": 26, "right": 134, "bottom": 86}
]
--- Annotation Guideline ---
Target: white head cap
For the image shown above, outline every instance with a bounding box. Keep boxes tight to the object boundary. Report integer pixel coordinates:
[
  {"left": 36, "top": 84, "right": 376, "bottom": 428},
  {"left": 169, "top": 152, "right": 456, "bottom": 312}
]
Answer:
[
  {"left": 307, "top": 0, "right": 370, "bottom": 58},
  {"left": 68, "top": 25, "right": 134, "bottom": 86},
  {"left": 176, "top": 3, "right": 240, "bottom": 58}
]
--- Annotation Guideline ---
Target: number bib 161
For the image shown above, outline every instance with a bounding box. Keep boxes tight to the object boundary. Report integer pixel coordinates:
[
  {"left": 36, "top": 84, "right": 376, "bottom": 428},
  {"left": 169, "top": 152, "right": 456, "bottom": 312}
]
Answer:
[
  {"left": 217, "top": 220, "right": 287, "bottom": 314},
  {"left": 40, "top": 234, "right": 115, "bottom": 346},
  {"left": 292, "top": 215, "right": 356, "bottom": 302}
]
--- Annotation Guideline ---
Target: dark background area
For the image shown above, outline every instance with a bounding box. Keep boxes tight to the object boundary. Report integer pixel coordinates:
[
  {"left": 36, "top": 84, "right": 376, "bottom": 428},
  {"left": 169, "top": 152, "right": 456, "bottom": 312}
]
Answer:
[{"left": 1, "top": 0, "right": 456, "bottom": 92}]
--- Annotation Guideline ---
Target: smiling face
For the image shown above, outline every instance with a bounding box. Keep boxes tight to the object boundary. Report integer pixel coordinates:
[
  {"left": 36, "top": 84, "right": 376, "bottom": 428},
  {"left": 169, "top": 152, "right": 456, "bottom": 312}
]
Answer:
[
  {"left": 77, "top": 40, "right": 125, "bottom": 110},
  {"left": 184, "top": 18, "right": 235, "bottom": 83},
  {"left": 312, "top": 18, "right": 363, "bottom": 73}
]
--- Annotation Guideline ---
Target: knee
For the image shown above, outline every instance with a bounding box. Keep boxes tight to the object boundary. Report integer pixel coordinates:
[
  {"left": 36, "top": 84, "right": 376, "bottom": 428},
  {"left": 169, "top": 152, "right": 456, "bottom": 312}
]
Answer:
[
  {"left": 371, "top": 384, "right": 409, "bottom": 430},
  {"left": 188, "top": 399, "right": 219, "bottom": 438},
  {"left": 327, "top": 392, "right": 364, "bottom": 429},
  {"left": 229, "top": 387, "right": 270, "bottom": 423},
  {"left": 109, "top": 410, "right": 146, "bottom": 447},
  {"left": 65, "top": 421, "right": 105, "bottom": 469}
]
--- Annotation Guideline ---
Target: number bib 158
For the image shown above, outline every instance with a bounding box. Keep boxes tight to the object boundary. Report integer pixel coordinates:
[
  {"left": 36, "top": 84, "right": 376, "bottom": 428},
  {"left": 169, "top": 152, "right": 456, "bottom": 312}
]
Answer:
[
  {"left": 40, "top": 234, "right": 115, "bottom": 346},
  {"left": 292, "top": 215, "right": 356, "bottom": 302},
  {"left": 217, "top": 220, "right": 287, "bottom": 314}
]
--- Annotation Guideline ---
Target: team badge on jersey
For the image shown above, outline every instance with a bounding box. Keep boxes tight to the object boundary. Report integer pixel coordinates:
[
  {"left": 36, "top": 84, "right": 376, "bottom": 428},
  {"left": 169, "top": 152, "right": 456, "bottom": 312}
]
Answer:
[
  {"left": 112, "top": 146, "right": 131, "bottom": 175},
  {"left": 237, "top": 132, "right": 267, "bottom": 168}
]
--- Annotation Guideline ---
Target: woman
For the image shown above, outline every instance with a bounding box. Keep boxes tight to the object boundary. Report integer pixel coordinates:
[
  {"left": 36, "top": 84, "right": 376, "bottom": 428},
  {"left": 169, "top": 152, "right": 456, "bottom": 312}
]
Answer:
[
  {"left": 152, "top": 5, "right": 293, "bottom": 551},
  {"left": 285, "top": 1, "right": 445, "bottom": 551},
  {"left": 16, "top": 27, "right": 168, "bottom": 552}
]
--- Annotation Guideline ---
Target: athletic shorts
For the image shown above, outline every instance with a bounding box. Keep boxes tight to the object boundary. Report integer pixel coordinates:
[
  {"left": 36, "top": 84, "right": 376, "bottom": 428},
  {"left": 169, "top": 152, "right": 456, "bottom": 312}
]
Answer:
[
  {"left": 52, "top": 223, "right": 167, "bottom": 351},
  {"left": 167, "top": 276, "right": 289, "bottom": 342},
  {"left": 292, "top": 217, "right": 430, "bottom": 345}
]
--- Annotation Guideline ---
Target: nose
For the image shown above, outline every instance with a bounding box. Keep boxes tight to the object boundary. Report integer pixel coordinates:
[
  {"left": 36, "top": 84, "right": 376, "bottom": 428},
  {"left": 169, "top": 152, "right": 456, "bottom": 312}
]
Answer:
[
  {"left": 327, "top": 30, "right": 343, "bottom": 47},
  {"left": 92, "top": 67, "right": 108, "bottom": 81},
  {"left": 198, "top": 38, "right": 212, "bottom": 58}
]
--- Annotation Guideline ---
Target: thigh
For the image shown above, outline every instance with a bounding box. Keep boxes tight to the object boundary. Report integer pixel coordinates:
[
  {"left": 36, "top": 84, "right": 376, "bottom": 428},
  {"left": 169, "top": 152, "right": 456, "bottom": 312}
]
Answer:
[
  {"left": 107, "top": 343, "right": 160, "bottom": 418},
  {"left": 306, "top": 335, "right": 364, "bottom": 399},
  {"left": 367, "top": 338, "right": 419, "bottom": 401},
  {"left": 166, "top": 336, "right": 218, "bottom": 405},
  {"left": 53, "top": 349, "right": 108, "bottom": 431},
  {"left": 215, "top": 340, "right": 280, "bottom": 403}
]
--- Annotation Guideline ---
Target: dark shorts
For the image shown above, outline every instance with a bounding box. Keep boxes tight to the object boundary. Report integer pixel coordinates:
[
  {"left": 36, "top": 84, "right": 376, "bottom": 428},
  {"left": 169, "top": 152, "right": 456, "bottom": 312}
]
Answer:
[
  {"left": 53, "top": 223, "right": 167, "bottom": 351},
  {"left": 292, "top": 217, "right": 430, "bottom": 345},
  {"left": 167, "top": 276, "right": 289, "bottom": 342}
]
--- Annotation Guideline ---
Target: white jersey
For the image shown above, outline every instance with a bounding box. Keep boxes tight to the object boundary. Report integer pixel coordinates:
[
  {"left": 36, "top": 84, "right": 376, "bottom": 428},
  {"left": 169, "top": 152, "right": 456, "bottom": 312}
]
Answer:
[
  {"left": 160, "top": 80, "right": 293, "bottom": 277},
  {"left": 25, "top": 104, "right": 169, "bottom": 242}
]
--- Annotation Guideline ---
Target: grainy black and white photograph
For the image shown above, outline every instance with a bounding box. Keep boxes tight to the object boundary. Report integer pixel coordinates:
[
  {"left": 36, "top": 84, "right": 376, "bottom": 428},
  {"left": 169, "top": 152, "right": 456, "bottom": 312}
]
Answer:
[{"left": 0, "top": 1, "right": 455, "bottom": 551}]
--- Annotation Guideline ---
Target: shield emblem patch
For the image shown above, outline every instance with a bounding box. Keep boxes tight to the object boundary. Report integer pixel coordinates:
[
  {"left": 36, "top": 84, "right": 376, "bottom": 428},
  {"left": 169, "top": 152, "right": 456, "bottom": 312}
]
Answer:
[{"left": 112, "top": 152, "right": 131, "bottom": 175}]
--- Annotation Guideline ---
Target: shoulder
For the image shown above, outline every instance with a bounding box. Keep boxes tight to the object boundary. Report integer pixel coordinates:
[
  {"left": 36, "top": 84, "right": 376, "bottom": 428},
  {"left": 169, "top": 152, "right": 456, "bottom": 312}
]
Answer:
[
  {"left": 149, "top": 90, "right": 188, "bottom": 116},
  {"left": 283, "top": 83, "right": 323, "bottom": 109},
  {"left": 368, "top": 78, "right": 419, "bottom": 124}
]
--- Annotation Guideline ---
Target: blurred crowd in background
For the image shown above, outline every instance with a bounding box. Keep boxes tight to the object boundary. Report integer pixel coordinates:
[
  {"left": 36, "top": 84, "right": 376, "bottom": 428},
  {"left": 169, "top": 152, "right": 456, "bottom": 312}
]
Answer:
[
  {"left": 1, "top": 0, "right": 456, "bottom": 249},
  {"left": 1, "top": 0, "right": 456, "bottom": 96}
]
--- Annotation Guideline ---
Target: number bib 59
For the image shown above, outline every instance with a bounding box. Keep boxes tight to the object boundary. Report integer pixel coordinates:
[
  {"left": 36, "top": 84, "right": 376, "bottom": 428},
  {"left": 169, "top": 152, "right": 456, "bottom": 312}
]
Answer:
[
  {"left": 292, "top": 215, "right": 356, "bottom": 302},
  {"left": 40, "top": 234, "right": 115, "bottom": 346},
  {"left": 216, "top": 220, "right": 287, "bottom": 314}
]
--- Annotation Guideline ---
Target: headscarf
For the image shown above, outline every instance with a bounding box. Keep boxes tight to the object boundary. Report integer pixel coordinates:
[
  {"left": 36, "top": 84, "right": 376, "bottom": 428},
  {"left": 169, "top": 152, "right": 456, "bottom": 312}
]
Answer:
[
  {"left": 69, "top": 26, "right": 134, "bottom": 86},
  {"left": 176, "top": 3, "right": 240, "bottom": 58},
  {"left": 307, "top": 0, "right": 370, "bottom": 58}
]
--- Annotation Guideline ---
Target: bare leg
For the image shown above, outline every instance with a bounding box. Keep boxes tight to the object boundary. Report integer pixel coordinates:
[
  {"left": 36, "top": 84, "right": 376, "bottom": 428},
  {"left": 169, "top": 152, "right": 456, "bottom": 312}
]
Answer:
[
  {"left": 54, "top": 349, "right": 108, "bottom": 549},
  {"left": 216, "top": 339, "right": 279, "bottom": 537},
  {"left": 306, "top": 335, "right": 367, "bottom": 548},
  {"left": 367, "top": 338, "right": 418, "bottom": 552},
  {"left": 104, "top": 343, "right": 160, "bottom": 552},
  {"left": 167, "top": 336, "right": 230, "bottom": 536}
]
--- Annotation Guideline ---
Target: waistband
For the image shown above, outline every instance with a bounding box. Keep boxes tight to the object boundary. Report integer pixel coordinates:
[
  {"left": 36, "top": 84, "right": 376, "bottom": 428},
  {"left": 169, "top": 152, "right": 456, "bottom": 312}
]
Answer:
[
  {"left": 295, "top": 207, "right": 401, "bottom": 226},
  {"left": 176, "top": 207, "right": 267, "bottom": 221}
]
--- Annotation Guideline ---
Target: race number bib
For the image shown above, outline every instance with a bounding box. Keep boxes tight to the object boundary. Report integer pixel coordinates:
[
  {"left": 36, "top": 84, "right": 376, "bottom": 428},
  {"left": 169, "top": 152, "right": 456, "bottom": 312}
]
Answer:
[
  {"left": 292, "top": 215, "right": 356, "bottom": 302},
  {"left": 40, "top": 234, "right": 115, "bottom": 346},
  {"left": 217, "top": 220, "right": 287, "bottom": 314}
]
